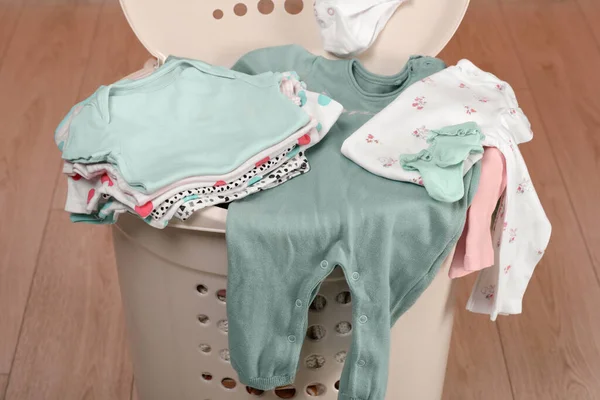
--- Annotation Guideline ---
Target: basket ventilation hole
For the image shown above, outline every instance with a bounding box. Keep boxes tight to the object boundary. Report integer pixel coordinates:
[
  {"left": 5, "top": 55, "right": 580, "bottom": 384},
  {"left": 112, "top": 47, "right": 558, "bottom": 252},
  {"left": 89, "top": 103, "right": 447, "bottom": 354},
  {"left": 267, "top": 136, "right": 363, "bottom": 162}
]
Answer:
[
  {"left": 221, "top": 378, "right": 237, "bottom": 389},
  {"left": 274, "top": 385, "right": 297, "bottom": 398},
  {"left": 306, "top": 383, "right": 326, "bottom": 396},
  {"left": 309, "top": 295, "right": 327, "bottom": 312},
  {"left": 334, "top": 350, "right": 347, "bottom": 363},
  {"left": 198, "top": 344, "right": 211, "bottom": 353},
  {"left": 334, "top": 380, "right": 340, "bottom": 390},
  {"left": 217, "top": 319, "right": 228, "bottom": 333},
  {"left": 201, "top": 373, "right": 213, "bottom": 381},
  {"left": 196, "top": 284, "right": 208, "bottom": 294},
  {"left": 197, "top": 314, "right": 209, "bottom": 325},
  {"left": 246, "top": 386, "right": 265, "bottom": 396},
  {"left": 305, "top": 354, "right": 325, "bottom": 370},
  {"left": 335, "top": 291, "right": 351, "bottom": 304},
  {"left": 216, "top": 289, "right": 227, "bottom": 302},
  {"left": 306, "top": 325, "right": 326, "bottom": 341},
  {"left": 335, "top": 321, "right": 352, "bottom": 335}
]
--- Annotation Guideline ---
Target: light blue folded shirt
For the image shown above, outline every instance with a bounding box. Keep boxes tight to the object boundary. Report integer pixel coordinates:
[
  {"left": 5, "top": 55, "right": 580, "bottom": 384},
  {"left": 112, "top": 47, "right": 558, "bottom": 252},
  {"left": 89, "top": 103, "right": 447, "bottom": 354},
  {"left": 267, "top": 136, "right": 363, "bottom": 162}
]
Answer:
[{"left": 56, "top": 56, "right": 310, "bottom": 193}]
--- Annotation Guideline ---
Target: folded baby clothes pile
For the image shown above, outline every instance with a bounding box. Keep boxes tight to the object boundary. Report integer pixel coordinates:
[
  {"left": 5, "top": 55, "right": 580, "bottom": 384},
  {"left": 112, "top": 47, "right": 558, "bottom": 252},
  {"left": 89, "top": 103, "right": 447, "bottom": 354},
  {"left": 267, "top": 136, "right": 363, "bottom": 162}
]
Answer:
[{"left": 54, "top": 57, "right": 343, "bottom": 228}]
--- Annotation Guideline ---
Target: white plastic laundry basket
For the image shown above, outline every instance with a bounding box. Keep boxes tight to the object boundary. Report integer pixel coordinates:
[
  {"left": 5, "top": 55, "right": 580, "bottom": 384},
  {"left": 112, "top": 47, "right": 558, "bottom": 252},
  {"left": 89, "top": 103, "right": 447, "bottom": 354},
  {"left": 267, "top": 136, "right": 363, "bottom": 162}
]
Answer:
[
  {"left": 112, "top": 0, "right": 470, "bottom": 399},
  {"left": 114, "top": 211, "right": 457, "bottom": 400}
]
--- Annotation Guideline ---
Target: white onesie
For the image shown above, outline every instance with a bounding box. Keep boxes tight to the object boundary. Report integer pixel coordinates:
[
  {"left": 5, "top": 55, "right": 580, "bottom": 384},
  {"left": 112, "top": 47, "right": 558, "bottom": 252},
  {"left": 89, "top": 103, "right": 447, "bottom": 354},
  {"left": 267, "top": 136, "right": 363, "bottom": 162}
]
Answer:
[
  {"left": 342, "top": 60, "right": 551, "bottom": 319},
  {"left": 314, "top": 0, "right": 407, "bottom": 56}
]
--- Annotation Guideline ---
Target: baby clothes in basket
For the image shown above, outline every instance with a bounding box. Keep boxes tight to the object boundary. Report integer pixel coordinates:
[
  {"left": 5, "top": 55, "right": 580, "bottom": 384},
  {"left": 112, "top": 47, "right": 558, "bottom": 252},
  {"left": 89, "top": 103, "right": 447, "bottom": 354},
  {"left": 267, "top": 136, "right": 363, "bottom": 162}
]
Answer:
[
  {"left": 56, "top": 56, "right": 310, "bottom": 193},
  {"left": 55, "top": 60, "right": 343, "bottom": 228},
  {"left": 342, "top": 59, "right": 551, "bottom": 320},
  {"left": 226, "top": 45, "right": 479, "bottom": 400}
]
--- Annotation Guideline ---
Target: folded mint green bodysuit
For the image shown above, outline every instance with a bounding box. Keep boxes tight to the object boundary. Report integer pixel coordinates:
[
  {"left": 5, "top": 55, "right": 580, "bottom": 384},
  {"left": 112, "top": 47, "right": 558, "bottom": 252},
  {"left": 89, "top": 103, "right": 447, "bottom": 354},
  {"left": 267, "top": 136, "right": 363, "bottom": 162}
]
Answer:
[
  {"left": 227, "top": 46, "right": 481, "bottom": 400},
  {"left": 57, "top": 56, "right": 309, "bottom": 193}
]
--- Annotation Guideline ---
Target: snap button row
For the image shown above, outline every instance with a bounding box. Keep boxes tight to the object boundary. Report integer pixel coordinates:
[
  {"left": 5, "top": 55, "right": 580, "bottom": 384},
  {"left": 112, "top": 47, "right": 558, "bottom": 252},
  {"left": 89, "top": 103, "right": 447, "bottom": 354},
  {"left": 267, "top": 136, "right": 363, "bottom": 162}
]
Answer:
[
  {"left": 358, "top": 315, "right": 368, "bottom": 324},
  {"left": 351, "top": 272, "right": 360, "bottom": 281},
  {"left": 288, "top": 335, "right": 296, "bottom": 343},
  {"left": 295, "top": 299, "right": 302, "bottom": 307},
  {"left": 357, "top": 359, "right": 366, "bottom": 367},
  {"left": 320, "top": 260, "right": 329, "bottom": 269}
]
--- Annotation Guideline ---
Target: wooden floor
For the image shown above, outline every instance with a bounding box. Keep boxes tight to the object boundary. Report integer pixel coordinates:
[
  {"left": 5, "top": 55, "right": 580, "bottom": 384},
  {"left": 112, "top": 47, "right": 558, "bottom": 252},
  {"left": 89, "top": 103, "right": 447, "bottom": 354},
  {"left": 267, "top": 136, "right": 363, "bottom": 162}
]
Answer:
[{"left": 1, "top": 0, "right": 600, "bottom": 399}]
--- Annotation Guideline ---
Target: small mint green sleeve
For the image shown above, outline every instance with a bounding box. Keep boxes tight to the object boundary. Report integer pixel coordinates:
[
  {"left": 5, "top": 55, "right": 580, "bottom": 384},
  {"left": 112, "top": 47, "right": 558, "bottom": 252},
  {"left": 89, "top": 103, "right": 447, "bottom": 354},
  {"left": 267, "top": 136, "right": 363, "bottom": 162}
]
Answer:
[{"left": 232, "top": 45, "right": 317, "bottom": 77}]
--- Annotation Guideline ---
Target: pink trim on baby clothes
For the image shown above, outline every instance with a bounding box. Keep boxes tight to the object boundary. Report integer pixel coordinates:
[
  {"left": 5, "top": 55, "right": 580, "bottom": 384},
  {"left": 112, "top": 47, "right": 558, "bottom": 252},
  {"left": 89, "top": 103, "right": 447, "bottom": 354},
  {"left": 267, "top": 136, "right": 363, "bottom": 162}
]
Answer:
[{"left": 450, "top": 147, "right": 507, "bottom": 279}]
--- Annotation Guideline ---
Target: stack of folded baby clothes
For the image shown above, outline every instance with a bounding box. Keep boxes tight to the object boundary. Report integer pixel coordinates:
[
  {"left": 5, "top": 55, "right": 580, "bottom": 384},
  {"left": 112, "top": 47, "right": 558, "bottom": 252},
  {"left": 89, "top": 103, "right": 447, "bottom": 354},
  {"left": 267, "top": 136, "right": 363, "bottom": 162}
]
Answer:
[{"left": 54, "top": 57, "right": 343, "bottom": 228}]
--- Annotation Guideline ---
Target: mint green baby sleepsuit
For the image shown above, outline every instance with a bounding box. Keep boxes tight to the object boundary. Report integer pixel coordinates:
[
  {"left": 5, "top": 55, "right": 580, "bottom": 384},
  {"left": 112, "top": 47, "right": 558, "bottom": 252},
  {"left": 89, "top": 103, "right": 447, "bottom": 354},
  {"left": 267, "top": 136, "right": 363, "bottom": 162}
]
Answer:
[
  {"left": 226, "top": 46, "right": 481, "bottom": 400},
  {"left": 57, "top": 56, "right": 310, "bottom": 193}
]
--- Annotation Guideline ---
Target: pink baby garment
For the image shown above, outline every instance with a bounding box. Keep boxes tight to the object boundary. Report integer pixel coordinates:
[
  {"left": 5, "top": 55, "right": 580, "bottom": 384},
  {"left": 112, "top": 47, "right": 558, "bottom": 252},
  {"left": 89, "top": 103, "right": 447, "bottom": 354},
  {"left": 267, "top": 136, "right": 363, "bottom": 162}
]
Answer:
[{"left": 450, "top": 147, "right": 507, "bottom": 278}]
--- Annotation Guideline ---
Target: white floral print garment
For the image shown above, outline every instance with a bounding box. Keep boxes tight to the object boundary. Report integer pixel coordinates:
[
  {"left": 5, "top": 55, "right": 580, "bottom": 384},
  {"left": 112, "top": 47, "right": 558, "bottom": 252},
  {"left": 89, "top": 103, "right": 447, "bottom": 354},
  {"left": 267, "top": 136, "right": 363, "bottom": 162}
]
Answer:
[
  {"left": 342, "top": 59, "right": 551, "bottom": 319},
  {"left": 341, "top": 64, "right": 494, "bottom": 186}
]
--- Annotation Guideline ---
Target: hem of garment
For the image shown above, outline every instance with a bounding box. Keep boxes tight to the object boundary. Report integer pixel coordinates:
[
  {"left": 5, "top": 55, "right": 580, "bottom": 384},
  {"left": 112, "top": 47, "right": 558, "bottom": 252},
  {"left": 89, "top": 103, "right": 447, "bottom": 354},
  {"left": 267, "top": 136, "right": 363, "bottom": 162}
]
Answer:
[
  {"left": 338, "top": 392, "right": 366, "bottom": 400},
  {"left": 466, "top": 295, "right": 523, "bottom": 320},
  {"left": 389, "top": 231, "right": 456, "bottom": 322},
  {"left": 240, "top": 375, "right": 294, "bottom": 391},
  {"left": 390, "top": 163, "right": 482, "bottom": 323}
]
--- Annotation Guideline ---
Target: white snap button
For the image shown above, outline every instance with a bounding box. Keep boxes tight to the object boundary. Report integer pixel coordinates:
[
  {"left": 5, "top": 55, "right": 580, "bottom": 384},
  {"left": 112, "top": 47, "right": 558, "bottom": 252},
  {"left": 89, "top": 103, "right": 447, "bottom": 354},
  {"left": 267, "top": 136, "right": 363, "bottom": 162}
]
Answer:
[
  {"left": 351, "top": 272, "right": 360, "bottom": 281},
  {"left": 288, "top": 335, "right": 296, "bottom": 343},
  {"left": 295, "top": 299, "right": 302, "bottom": 307},
  {"left": 320, "top": 260, "right": 328, "bottom": 269},
  {"left": 357, "top": 359, "right": 366, "bottom": 367},
  {"left": 358, "top": 315, "right": 368, "bottom": 324}
]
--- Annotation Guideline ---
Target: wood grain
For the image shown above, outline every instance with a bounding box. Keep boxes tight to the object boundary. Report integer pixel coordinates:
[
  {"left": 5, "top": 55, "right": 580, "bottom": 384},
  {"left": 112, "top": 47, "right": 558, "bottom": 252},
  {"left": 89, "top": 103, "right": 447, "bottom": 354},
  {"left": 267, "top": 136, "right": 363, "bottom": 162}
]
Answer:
[
  {"left": 443, "top": 276, "right": 514, "bottom": 400},
  {"left": 51, "top": 1, "right": 150, "bottom": 210},
  {"left": 443, "top": 1, "right": 600, "bottom": 398},
  {"left": 576, "top": 0, "right": 600, "bottom": 46},
  {"left": 5, "top": 212, "right": 133, "bottom": 400},
  {"left": 500, "top": 0, "right": 600, "bottom": 275},
  {"left": 131, "top": 381, "right": 138, "bottom": 400},
  {"left": 0, "top": 1, "right": 23, "bottom": 68},
  {"left": 0, "top": 4, "right": 101, "bottom": 374},
  {"left": 498, "top": 4, "right": 600, "bottom": 396},
  {"left": 499, "top": 88, "right": 600, "bottom": 400},
  {"left": 76, "top": 1, "right": 151, "bottom": 100},
  {"left": 440, "top": 0, "right": 529, "bottom": 91},
  {"left": 25, "top": 0, "right": 106, "bottom": 5},
  {"left": 0, "top": 374, "right": 7, "bottom": 400},
  {"left": 441, "top": 1, "right": 600, "bottom": 398}
]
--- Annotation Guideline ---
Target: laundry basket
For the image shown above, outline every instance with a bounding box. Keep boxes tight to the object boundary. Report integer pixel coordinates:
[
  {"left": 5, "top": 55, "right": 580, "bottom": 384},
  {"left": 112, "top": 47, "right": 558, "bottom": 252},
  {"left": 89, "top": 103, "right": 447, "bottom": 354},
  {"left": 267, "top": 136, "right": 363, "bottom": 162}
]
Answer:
[
  {"left": 113, "top": 0, "right": 470, "bottom": 399},
  {"left": 114, "top": 210, "right": 457, "bottom": 400}
]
